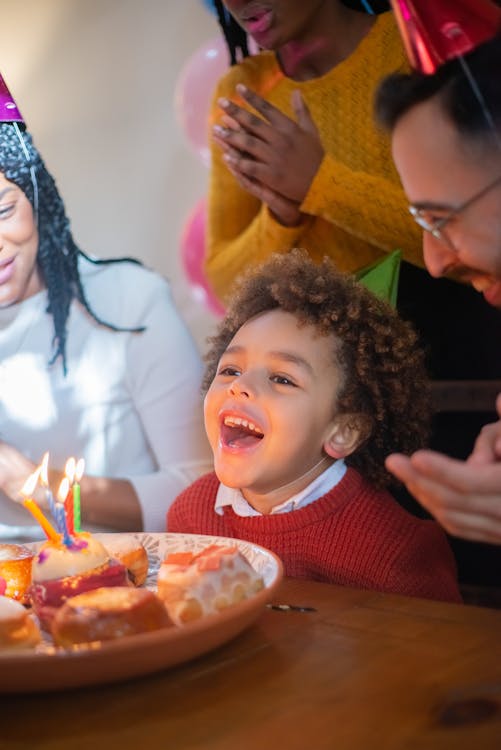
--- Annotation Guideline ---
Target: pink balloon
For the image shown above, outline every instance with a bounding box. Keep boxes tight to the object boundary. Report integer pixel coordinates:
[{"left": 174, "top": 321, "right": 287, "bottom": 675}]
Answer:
[
  {"left": 174, "top": 37, "right": 229, "bottom": 166},
  {"left": 180, "top": 198, "right": 225, "bottom": 318}
]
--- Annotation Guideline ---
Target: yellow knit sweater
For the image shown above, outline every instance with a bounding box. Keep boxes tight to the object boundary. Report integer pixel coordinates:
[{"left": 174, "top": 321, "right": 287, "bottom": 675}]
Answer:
[{"left": 206, "top": 12, "right": 423, "bottom": 303}]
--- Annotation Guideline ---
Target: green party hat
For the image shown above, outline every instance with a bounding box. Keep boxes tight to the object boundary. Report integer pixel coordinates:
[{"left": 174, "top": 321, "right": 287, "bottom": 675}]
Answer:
[{"left": 356, "top": 250, "right": 402, "bottom": 307}]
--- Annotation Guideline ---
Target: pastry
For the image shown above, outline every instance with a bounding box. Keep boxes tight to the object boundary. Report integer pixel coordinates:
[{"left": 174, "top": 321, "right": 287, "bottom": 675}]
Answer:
[
  {"left": 29, "top": 532, "right": 129, "bottom": 629},
  {"left": 0, "top": 543, "right": 33, "bottom": 605},
  {"left": 93, "top": 534, "right": 149, "bottom": 586},
  {"left": 157, "top": 544, "right": 264, "bottom": 624},
  {"left": 51, "top": 586, "right": 172, "bottom": 646},
  {"left": 0, "top": 595, "right": 41, "bottom": 650}
]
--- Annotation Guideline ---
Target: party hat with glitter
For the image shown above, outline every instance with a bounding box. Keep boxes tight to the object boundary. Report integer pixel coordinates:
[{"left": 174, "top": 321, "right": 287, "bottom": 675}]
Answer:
[
  {"left": 0, "top": 73, "right": 24, "bottom": 124},
  {"left": 390, "top": 0, "right": 501, "bottom": 75}
]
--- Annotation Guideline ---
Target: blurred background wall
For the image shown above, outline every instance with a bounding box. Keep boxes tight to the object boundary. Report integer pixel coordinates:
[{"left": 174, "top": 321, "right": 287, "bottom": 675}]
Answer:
[{"left": 0, "top": 0, "right": 222, "bottom": 349}]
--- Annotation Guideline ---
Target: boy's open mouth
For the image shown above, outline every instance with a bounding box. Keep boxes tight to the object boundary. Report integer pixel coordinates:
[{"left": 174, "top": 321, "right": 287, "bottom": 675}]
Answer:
[{"left": 221, "top": 415, "right": 264, "bottom": 449}]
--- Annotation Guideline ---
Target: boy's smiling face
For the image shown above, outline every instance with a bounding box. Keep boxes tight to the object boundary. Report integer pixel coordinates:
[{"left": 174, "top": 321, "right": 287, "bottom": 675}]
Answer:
[{"left": 204, "top": 309, "right": 350, "bottom": 513}]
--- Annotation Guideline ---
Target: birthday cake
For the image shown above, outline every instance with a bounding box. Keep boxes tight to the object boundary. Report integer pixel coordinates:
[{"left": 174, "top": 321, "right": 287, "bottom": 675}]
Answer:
[
  {"left": 29, "top": 533, "right": 129, "bottom": 630},
  {"left": 157, "top": 544, "right": 264, "bottom": 625}
]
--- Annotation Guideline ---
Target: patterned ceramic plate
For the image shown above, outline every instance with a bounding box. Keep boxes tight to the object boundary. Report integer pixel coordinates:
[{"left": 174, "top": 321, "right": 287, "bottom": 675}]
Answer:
[{"left": 0, "top": 533, "right": 283, "bottom": 693}]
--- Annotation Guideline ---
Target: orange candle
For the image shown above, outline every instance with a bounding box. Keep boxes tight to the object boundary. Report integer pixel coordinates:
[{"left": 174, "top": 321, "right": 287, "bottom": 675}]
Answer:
[
  {"left": 20, "top": 469, "right": 59, "bottom": 542},
  {"left": 22, "top": 498, "right": 59, "bottom": 542}
]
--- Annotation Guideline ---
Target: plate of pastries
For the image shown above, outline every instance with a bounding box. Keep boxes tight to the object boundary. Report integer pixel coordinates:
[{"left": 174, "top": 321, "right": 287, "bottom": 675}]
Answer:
[{"left": 0, "top": 531, "right": 283, "bottom": 692}]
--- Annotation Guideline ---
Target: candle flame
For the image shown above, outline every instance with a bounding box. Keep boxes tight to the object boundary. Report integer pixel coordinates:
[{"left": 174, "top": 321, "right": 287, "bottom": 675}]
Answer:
[
  {"left": 20, "top": 467, "right": 41, "bottom": 498},
  {"left": 75, "top": 458, "right": 85, "bottom": 482},
  {"left": 40, "top": 452, "right": 49, "bottom": 486},
  {"left": 65, "top": 456, "right": 76, "bottom": 484},
  {"left": 57, "top": 476, "right": 70, "bottom": 503}
]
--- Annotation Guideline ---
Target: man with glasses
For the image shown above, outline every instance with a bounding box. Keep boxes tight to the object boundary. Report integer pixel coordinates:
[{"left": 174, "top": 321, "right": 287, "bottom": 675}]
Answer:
[{"left": 376, "top": 35, "right": 501, "bottom": 547}]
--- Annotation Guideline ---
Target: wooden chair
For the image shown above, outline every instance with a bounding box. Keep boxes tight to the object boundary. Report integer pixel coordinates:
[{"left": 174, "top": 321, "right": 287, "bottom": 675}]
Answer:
[{"left": 431, "top": 380, "right": 501, "bottom": 413}]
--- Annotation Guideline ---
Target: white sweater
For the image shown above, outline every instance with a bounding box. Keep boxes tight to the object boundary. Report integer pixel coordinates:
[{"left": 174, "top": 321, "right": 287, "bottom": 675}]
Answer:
[{"left": 0, "top": 257, "right": 212, "bottom": 539}]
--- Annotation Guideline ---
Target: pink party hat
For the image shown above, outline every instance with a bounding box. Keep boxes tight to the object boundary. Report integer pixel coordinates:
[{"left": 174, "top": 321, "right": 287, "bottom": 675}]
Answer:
[
  {"left": 0, "top": 73, "right": 24, "bottom": 123},
  {"left": 391, "top": 0, "right": 501, "bottom": 74}
]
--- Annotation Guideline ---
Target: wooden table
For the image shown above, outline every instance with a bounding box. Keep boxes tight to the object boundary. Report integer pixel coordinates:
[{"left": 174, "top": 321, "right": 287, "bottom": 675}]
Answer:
[{"left": 3, "top": 578, "right": 501, "bottom": 750}]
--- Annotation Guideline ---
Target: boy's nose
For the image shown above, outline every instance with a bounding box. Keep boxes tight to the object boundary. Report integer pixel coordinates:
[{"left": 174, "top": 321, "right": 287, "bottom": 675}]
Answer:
[
  {"left": 423, "top": 233, "right": 458, "bottom": 278},
  {"left": 229, "top": 374, "right": 254, "bottom": 399}
]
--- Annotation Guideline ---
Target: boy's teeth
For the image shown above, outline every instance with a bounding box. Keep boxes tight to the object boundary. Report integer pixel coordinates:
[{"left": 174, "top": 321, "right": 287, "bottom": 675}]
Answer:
[{"left": 223, "top": 416, "right": 262, "bottom": 434}]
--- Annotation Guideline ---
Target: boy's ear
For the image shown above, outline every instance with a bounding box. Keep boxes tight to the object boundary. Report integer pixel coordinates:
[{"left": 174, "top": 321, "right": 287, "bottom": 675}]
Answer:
[{"left": 323, "top": 413, "right": 372, "bottom": 459}]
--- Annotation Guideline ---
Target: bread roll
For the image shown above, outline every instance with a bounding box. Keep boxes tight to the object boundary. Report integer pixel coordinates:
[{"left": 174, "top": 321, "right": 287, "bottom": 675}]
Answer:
[
  {"left": 157, "top": 544, "right": 264, "bottom": 624},
  {"left": 93, "top": 535, "right": 149, "bottom": 587},
  {"left": 52, "top": 586, "right": 172, "bottom": 646},
  {"left": 0, "top": 544, "right": 33, "bottom": 605},
  {"left": 0, "top": 595, "right": 41, "bottom": 650}
]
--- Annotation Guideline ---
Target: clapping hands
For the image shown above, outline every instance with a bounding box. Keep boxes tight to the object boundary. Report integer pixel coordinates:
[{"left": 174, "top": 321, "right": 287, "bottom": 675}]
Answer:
[
  {"left": 212, "top": 84, "right": 324, "bottom": 227},
  {"left": 385, "top": 394, "right": 501, "bottom": 545}
]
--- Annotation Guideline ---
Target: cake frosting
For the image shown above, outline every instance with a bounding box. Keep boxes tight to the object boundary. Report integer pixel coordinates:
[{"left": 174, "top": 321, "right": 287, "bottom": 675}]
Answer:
[
  {"left": 32, "top": 533, "right": 109, "bottom": 582},
  {"left": 157, "top": 544, "right": 264, "bottom": 624}
]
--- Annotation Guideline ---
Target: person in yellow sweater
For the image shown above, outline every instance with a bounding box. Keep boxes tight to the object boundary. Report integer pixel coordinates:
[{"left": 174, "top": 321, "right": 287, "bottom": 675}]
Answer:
[{"left": 207, "top": 1, "right": 422, "bottom": 301}]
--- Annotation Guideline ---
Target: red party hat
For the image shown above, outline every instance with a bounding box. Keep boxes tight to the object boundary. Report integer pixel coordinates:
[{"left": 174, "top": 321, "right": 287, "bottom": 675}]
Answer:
[
  {"left": 0, "top": 73, "right": 24, "bottom": 123},
  {"left": 391, "top": 0, "right": 501, "bottom": 74}
]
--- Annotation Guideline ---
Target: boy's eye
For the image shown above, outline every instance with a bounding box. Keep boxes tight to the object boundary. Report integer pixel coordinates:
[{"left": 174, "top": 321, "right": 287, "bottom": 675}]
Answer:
[
  {"left": 218, "top": 365, "right": 241, "bottom": 377},
  {"left": 270, "top": 374, "right": 297, "bottom": 387}
]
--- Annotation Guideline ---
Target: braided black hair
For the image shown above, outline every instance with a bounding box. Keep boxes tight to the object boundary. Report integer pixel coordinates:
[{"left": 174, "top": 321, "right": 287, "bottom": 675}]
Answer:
[
  {"left": 0, "top": 122, "right": 145, "bottom": 374},
  {"left": 213, "top": 0, "right": 249, "bottom": 64},
  {"left": 212, "top": 1, "right": 390, "bottom": 65}
]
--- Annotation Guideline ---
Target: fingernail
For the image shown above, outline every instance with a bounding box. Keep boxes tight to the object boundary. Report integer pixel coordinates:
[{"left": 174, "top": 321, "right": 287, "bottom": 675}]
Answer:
[
  {"left": 223, "top": 153, "right": 236, "bottom": 165},
  {"left": 236, "top": 83, "right": 247, "bottom": 95},
  {"left": 213, "top": 124, "right": 227, "bottom": 136},
  {"left": 218, "top": 97, "right": 230, "bottom": 109}
]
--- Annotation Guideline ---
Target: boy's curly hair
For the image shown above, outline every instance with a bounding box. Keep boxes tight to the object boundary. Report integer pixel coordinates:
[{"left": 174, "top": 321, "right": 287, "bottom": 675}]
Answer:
[{"left": 203, "top": 250, "right": 431, "bottom": 489}]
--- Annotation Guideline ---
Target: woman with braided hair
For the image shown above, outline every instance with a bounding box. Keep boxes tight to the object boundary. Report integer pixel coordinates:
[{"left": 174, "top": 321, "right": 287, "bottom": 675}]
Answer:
[{"left": 0, "top": 104, "right": 211, "bottom": 540}]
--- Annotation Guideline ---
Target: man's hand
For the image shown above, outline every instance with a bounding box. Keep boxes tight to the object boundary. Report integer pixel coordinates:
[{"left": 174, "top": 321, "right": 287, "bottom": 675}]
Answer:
[{"left": 385, "top": 449, "right": 501, "bottom": 544}]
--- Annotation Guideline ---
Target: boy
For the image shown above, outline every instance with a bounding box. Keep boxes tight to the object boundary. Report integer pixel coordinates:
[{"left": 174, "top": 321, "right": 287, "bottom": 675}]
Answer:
[{"left": 168, "top": 250, "right": 461, "bottom": 603}]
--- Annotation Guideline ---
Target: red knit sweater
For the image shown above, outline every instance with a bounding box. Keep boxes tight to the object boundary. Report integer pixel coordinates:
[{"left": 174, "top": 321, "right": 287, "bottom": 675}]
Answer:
[{"left": 167, "top": 470, "right": 462, "bottom": 603}]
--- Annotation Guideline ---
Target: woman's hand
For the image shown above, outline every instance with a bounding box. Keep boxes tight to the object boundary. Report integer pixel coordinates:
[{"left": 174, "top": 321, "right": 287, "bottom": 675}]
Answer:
[
  {"left": 219, "top": 145, "right": 305, "bottom": 226},
  {"left": 212, "top": 85, "right": 324, "bottom": 208},
  {"left": 0, "top": 440, "right": 38, "bottom": 504}
]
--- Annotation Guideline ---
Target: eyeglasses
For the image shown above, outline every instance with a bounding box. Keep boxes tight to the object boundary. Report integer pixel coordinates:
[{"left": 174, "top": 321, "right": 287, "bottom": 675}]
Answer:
[{"left": 408, "top": 173, "right": 501, "bottom": 251}]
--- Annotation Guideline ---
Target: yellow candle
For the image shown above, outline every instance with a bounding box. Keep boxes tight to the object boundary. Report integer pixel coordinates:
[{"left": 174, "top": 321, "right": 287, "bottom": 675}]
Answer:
[{"left": 22, "top": 498, "right": 59, "bottom": 542}]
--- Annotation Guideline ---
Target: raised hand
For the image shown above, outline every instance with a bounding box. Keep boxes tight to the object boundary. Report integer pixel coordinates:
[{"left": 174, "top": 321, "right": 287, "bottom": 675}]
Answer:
[
  {"left": 212, "top": 84, "right": 324, "bottom": 221},
  {"left": 385, "top": 448, "right": 501, "bottom": 545},
  {"left": 0, "top": 440, "right": 38, "bottom": 505}
]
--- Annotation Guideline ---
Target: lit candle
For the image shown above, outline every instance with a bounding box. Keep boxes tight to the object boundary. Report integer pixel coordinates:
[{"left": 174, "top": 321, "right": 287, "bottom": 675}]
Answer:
[
  {"left": 20, "top": 469, "right": 59, "bottom": 542},
  {"left": 39, "top": 451, "right": 57, "bottom": 522},
  {"left": 64, "top": 457, "right": 76, "bottom": 535},
  {"left": 56, "top": 477, "right": 73, "bottom": 547},
  {"left": 73, "top": 458, "right": 84, "bottom": 533}
]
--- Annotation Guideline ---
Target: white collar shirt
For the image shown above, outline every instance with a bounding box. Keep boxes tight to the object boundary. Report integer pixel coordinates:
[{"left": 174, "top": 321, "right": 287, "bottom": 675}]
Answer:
[{"left": 214, "top": 459, "right": 347, "bottom": 517}]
